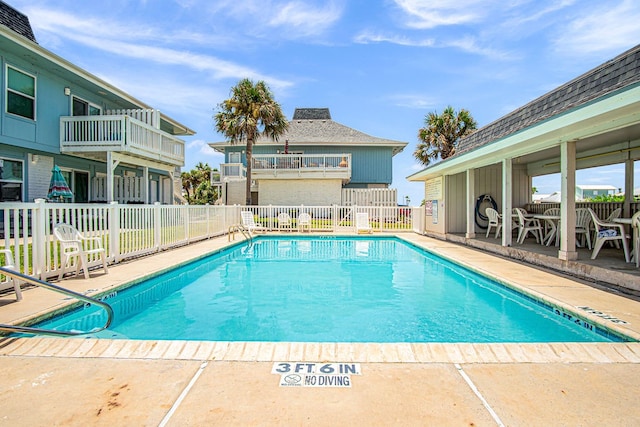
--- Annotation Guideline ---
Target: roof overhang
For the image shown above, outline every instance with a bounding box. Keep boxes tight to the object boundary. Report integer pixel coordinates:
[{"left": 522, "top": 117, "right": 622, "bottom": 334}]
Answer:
[
  {"left": 0, "top": 24, "right": 195, "bottom": 136},
  {"left": 407, "top": 83, "right": 640, "bottom": 182}
]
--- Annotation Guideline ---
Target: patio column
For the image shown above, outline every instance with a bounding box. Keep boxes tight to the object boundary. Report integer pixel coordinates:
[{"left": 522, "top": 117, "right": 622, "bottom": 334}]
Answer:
[
  {"left": 466, "top": 168, "right": 476, "bottom": 238},
  {"left": 559, "top": 140, "right": 578, "bottom": 261},
  {"left": 624, "top": 158, "right": 634, "bottom": 218},
  {"left": 502, "top": 158, "right": 513, "bottom": 247}
]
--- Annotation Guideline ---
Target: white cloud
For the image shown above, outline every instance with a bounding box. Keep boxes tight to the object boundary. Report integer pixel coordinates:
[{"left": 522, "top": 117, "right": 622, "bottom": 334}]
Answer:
[
  {"left": 393, "top": 0, "right": 490, "bottom": 29},
  {"left": 268, "top": 1, "right": 343, "bottom": 37},
  {"left": 553, "top": 0, "right": 640, "bottom": 55},
  {"left": 354, "top": 30, "right": 434, "bottom": 47}
]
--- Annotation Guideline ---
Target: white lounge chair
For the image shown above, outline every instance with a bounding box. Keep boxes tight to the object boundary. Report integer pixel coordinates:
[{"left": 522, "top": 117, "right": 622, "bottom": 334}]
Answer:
[
  {"left": 0, "top": 248, "right": 22, "bottom": 301},
  {"left": 240, "top": 211, "right": 266, "bottom": 235},
  {"left": 484, "top": 208, "right": 502, "bottom": 238},
  {"left": 53, "top": 223, "right": 109, "bottom": 280},
  {"left": 277, "top": 212, "right": 292, "bottom": 231},
  {"left": 298, "top": 213, "right": 312, "bottom": 232},
  {"left": 355, "top": 212, "right": 373, "bottom": 234}
]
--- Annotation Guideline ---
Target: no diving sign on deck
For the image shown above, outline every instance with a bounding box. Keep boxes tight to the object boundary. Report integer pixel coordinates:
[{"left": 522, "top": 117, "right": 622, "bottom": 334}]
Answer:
[{"left": 272, "top": 362, "right": 362, "bottom": 388}]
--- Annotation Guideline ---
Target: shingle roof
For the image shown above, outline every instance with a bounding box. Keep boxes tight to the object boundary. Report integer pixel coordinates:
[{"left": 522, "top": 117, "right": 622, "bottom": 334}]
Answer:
[
  {"left": 0, "top": 1, "right": 36, "bottom": 43},
  {"left": 292, "top": 108, "right": 331, "bottom": 120},
  {"left": 254, "top": 108, "right": 407, "bottom": 154},
  {"left": 456, "top": 44, "right": 640, "bottom": 156}
]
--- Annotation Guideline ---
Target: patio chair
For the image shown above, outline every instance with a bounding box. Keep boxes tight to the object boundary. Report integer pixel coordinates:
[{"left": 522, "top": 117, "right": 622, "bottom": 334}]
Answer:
[
  {"left": 575, "top": 208, "right": 592, "bottom": 249},
  {"left": 298, "top": 213, "right": 312, "bottom": 232},
  {"left": 53, "top": 223, "right": 109, "bottom": 280},
  {"left": 240, "top": 211, "right": 266, "bottom": 235},
  {"left": 587, "top": 208, "right": 630, "bottom": 263},
  {"left": 277, "top": 212, "right": 292, "bottom": 231},
  {"left": 0, "top": 248, "right": 22, "bottom": 301},
  {"left": 355, "top": 212, "right": 373, "bottom": 234},
  {"left": 514, "top": 208, "right": 543, "bottom": 244},
  {"left": 632, "top": 211, "right": 640, "bottom": 268},
  {"left": 485, "top": 208, "right": 502, "bottom": 238}
]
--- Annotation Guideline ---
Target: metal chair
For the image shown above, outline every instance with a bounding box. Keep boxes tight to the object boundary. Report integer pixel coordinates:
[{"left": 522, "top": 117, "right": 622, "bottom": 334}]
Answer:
[{"left": 53, "top": 223, "right": 109, "bottom": 280}]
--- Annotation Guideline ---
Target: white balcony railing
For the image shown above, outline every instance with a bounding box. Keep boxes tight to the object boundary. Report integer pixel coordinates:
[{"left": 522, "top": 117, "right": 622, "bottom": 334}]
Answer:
[
  {"left": 60, "top": 114, "right": 185, "bottom": 166},
  {"left": 218, "top": 163, "right": 246, "bottom": 181},
  {"left": 251, "top": 154, "right": 351, "bottom": 181}
]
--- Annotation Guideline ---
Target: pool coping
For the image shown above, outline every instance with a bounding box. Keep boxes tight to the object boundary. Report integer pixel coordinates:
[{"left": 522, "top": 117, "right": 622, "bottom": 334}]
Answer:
[{"left": 2, "top": 232, "right": 640, "bottom": 360}]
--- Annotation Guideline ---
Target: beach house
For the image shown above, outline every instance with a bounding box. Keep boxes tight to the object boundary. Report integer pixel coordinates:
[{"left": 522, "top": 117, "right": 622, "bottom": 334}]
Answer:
[
  {"left": 0, "top": 2, "right": 194, "bottom": 204},
  {"left": 209, "top": 108, "right": 407, "bottom": 206}
]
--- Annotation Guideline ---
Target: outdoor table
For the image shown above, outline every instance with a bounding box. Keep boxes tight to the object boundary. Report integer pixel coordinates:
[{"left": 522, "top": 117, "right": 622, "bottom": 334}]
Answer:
[
  {"left": 533, "top": 214, "right": 561, "bottom": 246},
  {"left": 613, "top": 218, "right": 635, "bottom": 263}
]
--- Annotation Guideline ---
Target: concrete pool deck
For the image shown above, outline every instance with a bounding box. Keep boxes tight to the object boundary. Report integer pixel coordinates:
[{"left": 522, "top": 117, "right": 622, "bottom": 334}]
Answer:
[{"left": 2, "top": 233, "right": 640, "bottom": 426}]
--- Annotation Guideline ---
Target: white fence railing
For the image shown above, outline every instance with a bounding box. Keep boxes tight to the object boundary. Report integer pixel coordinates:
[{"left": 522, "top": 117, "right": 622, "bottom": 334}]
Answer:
[
  {"left": 60, "top": 115, "right": 184, "bottom": 166},
  {"left": 0, "top": 203, "right": 418, "bottom": 289},
  {"left": 341, "top": 188, "right": 398, "bottom": 206}
]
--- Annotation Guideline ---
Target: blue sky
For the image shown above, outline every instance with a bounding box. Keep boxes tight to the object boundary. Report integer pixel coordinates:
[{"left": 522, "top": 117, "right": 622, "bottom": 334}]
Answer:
[{"left": 12, "top": 0, "right": 640, "bottom": 204}]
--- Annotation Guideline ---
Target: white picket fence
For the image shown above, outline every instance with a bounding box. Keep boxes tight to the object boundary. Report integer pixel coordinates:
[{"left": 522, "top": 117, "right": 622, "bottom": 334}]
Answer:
[{"left": 0, "top": 202, "right": 419, "bottom": 288}]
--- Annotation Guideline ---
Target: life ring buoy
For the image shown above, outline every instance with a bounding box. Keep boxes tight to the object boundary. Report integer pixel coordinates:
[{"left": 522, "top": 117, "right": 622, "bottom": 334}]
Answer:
[{"left": 474, "top": 194, "right": 497, "bottom": 229}]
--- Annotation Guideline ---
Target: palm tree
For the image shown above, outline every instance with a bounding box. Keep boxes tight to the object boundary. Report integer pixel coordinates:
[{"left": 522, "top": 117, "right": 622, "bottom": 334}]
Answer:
[
  {"left": 414, "top": 106, "right": 477, "bottom": 166},
  {"left": 214, "top": 79, "right": 289, "bottom": 205}
]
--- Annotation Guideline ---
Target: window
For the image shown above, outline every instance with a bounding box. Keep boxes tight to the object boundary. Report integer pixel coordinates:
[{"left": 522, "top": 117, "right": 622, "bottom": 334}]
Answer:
[
  {"left": 6, "top": 66, "right": 36, "bottom": 119},
  {"left": 72, "top": 97, "right": 101, "bottom": 116},
  {"left": 0, "top": 158, "right": 24, "bottom": 201},
  {"left": 229, "top": 152, "right": 241, "bottom": 163}
]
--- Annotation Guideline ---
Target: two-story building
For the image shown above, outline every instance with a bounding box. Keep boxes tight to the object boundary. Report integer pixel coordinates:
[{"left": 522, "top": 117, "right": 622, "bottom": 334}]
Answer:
[
  {"left": 209, "top": 108, "right": 407, "bottom": 206},
  {"left": 0, "top": 2, "right": 194, "bottom": 204}
]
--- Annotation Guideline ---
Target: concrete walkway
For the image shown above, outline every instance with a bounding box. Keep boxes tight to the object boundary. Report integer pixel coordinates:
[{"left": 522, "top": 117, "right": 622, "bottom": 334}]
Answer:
[{"left": 1, "top": 233, "right": 640, "bottom": 426}]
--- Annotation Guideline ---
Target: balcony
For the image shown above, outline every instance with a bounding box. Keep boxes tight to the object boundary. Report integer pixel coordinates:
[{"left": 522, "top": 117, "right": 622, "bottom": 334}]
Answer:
[
  {"left": 60, "top": 113, "right": 185, "bottom": 167},
  {"left": 251, "top": 154, "right": 351, "bottom": 183}
]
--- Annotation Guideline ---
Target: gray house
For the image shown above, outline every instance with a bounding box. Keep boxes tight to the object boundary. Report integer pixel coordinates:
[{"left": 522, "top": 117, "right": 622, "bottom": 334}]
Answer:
[
  {"left": 0, "top": 1, "right": 194, "bottom": 204},
  {"left": 209, "top": 108, "right": 407, "bottom": 206}
]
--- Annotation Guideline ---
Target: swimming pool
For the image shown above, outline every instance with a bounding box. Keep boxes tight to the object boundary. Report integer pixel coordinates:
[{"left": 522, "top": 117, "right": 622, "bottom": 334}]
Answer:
[{"left": 34, "top": 236, "right": 624, "bottom": 342}]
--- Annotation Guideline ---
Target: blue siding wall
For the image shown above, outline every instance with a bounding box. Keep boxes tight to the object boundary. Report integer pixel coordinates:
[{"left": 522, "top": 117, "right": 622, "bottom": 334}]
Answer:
[{"left": 247, "top": 144, "right": 393, "bottom": 185}]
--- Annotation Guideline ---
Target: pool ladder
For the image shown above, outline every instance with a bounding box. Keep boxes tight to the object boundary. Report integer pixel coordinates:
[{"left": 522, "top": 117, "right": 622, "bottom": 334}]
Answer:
[
  {"left": 228, "top": 224, "right": 253, "bottom": 248},
  {"left": 0, "top": 267, "right": 114, "bottom": 337}
]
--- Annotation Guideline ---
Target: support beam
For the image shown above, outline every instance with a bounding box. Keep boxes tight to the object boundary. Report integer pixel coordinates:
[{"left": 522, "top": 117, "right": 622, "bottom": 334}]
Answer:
[
  {"left": 502, "top": 159, "right": 513, "bottom": 247},
  {"left": 466, "top": 169, "right": 476, "bottom": 238},
  {"left": 559, "top": 140, "right": 578, "bottom": 260},
  {"left": 624, "top": 157, "right": 634, "bottom": 218}
]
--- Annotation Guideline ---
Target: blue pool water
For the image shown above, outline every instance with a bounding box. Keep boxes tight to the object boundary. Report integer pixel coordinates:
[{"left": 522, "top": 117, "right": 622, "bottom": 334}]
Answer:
[{"left": 35, "top": 237, "right": 622, "bottom": 342}]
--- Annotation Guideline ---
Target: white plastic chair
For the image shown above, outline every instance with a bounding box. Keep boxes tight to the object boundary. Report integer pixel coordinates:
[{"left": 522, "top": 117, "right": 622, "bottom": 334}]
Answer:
[
  {"left": 514, "top": 208, "right": 543, "bottom": 244},
  {"left": 277, "top": 212, "right": 292, "bottom": 231},
  {"left": 355, "top": 212, "right": 373, "bottom": 234},
  {"left": 587, "top": 208, "right": 630, "bottom": 263},
  {"left": 240, "top": 211, "right": 266, "bottom": 235},
  {"left": 298, "top": 213, "right": 312, "bottom": 232},
  {"left": 0, "top": 249, "right": 22, "bottom": 301},
  {"left": 632, "top": 211, "right": 640, "bottom": 267},
  {"left": 53, "top": 223, "right": 109, "bottom": 280},
  {"left": 575, "top": 208, "right": 592, "bottom": 249},
  {"left": 485, "top": 208, "right": 502, "bottom": 238}
]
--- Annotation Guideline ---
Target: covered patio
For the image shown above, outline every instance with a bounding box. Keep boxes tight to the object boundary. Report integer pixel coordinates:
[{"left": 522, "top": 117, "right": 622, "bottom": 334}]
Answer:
[{"left": 409, "top": 44, "right": 640, "bottom": 290}]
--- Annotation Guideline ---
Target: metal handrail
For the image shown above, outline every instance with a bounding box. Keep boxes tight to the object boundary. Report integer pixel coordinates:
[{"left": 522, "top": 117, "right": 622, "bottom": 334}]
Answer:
[
  {"left": 228, "top": 224, "right": 253, "bottom": 247},
  {"left": 0, "top": 267, "right": 114, "bottom": 337}
]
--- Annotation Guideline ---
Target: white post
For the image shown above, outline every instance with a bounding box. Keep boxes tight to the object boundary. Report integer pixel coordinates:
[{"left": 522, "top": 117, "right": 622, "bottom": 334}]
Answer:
[
  {"left": 466, "top": 168, "right": 475, "bottom": 238},
  {"left": 108, "top": 201, "right": 120, "bottom": 262},
  {"left": 559, "top": 140, "right": 578, "bottom": 261},
  {"left": 502, "top": 159, "right": 513, "bottom": 247}
]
